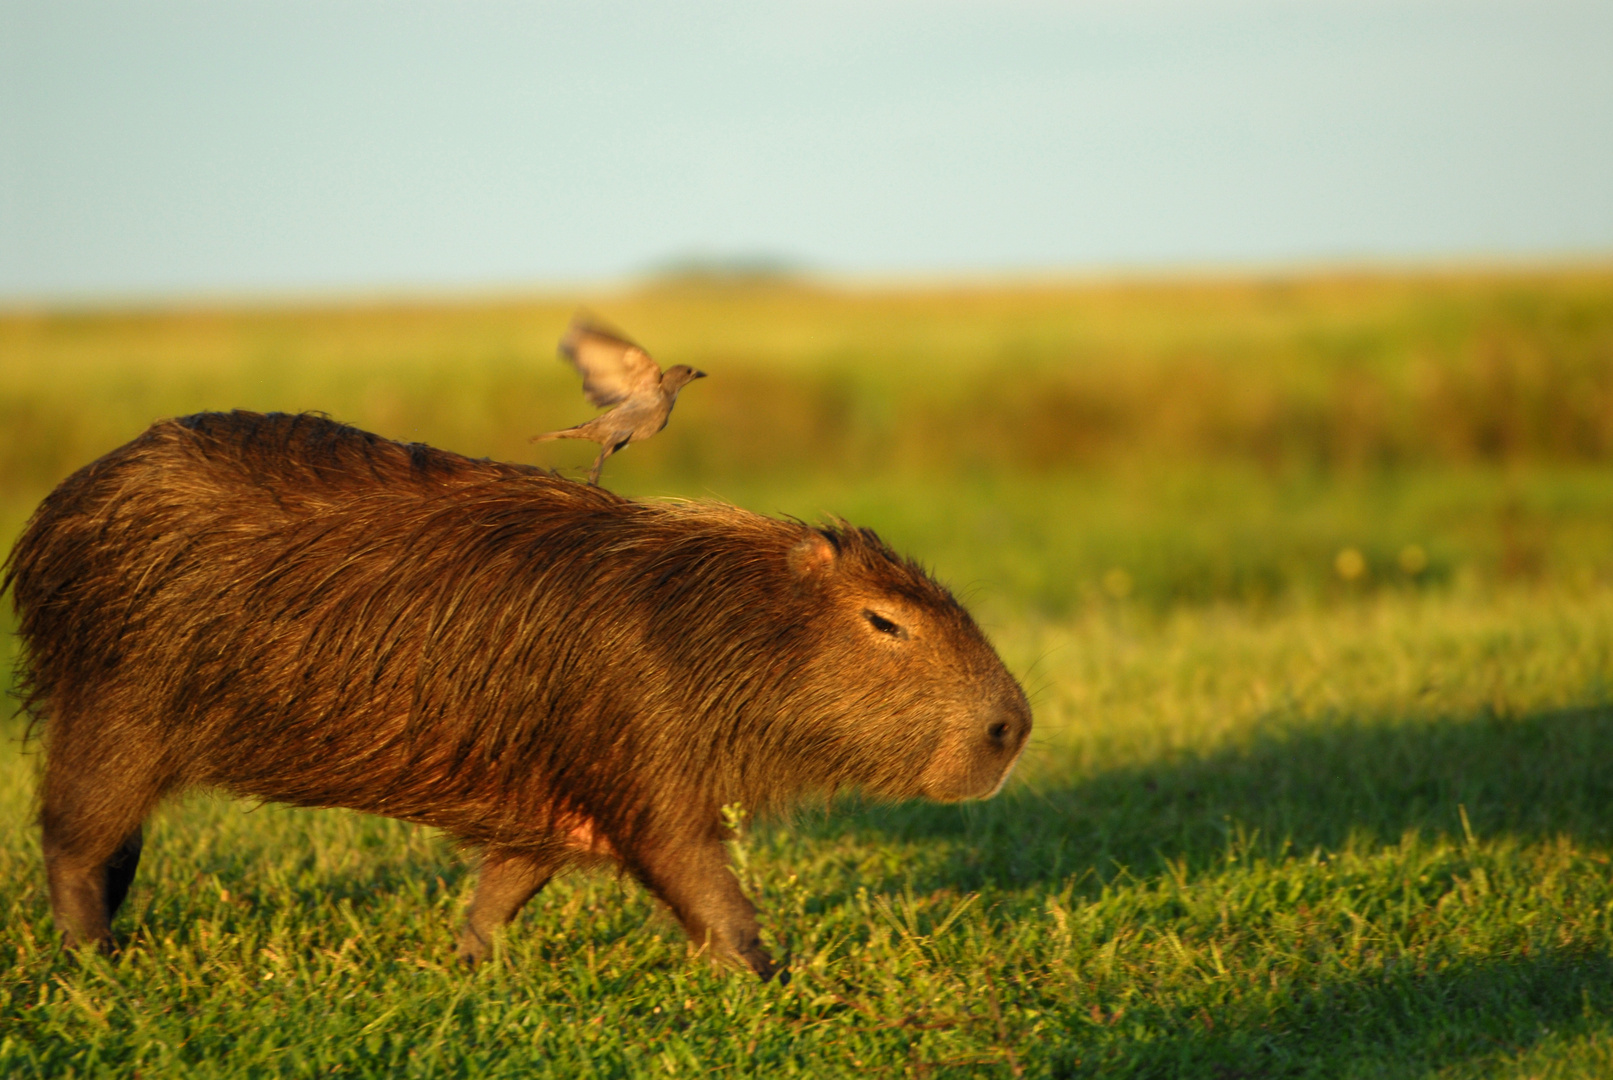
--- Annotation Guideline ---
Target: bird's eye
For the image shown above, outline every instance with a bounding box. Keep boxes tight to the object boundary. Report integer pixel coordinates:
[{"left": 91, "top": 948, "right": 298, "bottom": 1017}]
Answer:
[{"left": 864, "top": 610, "right": 905, "bottom": 638}]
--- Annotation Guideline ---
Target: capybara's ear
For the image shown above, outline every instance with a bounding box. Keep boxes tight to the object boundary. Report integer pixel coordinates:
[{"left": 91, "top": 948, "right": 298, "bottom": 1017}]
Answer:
[{"left": 788, "top": 530, "right": 839, "bottom": 578}]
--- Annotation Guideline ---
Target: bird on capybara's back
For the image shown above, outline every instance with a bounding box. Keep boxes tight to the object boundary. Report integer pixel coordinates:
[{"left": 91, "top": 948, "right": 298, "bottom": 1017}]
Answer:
[{"left": 4, "top": 410, "right": 1031, "bottom": 980}]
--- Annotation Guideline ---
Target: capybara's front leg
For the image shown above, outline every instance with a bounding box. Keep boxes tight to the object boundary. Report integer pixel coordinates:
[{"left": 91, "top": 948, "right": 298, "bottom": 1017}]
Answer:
[
  {"left": 632, "top": 836, "right": 783, "bottom": 982},
  {"left": 455, "top": 849, "right": 560, "bottom": 965}
]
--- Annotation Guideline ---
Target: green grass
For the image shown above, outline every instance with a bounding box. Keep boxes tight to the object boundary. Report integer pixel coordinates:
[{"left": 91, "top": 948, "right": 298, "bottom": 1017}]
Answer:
[
  {"left": 4, "top": 584, "right": 1613, "bottom": 1077},
  {"left": 5, "top": 270, "right": 1613, "bottom": 1076},
  {"left": 689, "top": 466, "right": 1613, "bottom": 615}
]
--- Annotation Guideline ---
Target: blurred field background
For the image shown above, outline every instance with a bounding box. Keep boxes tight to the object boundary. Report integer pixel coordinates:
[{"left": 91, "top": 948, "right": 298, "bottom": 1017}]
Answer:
[
  {"left": 4, "top": 264, "right": 1612, "bottom": 616},
  {"left": 5, "top": 266, "right": 1613, "bottom": 1077}
]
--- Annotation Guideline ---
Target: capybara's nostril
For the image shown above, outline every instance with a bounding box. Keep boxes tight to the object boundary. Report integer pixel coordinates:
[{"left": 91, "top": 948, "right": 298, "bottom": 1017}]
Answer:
[{"left": 988, "top": 720, "right": 1011, "bottom": 747}]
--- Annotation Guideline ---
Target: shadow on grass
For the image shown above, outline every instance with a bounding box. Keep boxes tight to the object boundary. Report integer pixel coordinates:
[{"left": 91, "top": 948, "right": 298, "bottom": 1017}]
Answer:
[
  {"left": 794, "top": 702, "right": 1613, "bottom": 1077},
  {"left": 94, "top": 700, "right": 1613, "bottom": 925},
  {"left": 10, "top": 703, "right": 1608, "bottom": 1077},
  {"left": 1046, "top": 946, "right": 1613, "bottom": 1079},
  {"left": 804, "top": 701, "right": 1613, "bottom": 891}
]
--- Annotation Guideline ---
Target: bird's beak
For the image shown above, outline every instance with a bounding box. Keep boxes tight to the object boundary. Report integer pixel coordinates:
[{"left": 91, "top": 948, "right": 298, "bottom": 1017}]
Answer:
[{"left": 693, "top": 370, "right": 708, "bottom": 379}]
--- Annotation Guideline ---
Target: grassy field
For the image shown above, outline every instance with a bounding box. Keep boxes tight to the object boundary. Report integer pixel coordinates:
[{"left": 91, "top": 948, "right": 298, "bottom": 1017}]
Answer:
[{"left": 3, "top": 267, "right": 1613, "bottom": 1076}]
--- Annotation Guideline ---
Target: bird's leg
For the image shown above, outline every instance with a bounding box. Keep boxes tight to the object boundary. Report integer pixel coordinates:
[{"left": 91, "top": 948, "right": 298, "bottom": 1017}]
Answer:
[{"left": 587, "top": 437, "right": 630, "bottom": 486}]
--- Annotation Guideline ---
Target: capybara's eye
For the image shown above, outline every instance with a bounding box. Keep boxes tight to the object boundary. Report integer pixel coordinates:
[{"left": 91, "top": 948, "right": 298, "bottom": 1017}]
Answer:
[{"left": 863, "top": 610, "right": 906, "bottom": 638}]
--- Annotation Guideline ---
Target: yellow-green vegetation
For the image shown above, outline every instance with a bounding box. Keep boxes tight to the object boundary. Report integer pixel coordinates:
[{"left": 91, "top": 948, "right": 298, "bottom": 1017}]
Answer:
[{"left": 3, "top": 267, "right": 1613, "bottom": 1076}]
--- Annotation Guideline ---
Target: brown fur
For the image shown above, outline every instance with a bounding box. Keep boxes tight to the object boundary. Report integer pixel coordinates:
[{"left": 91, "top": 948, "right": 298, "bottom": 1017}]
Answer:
[{"left": 4, "top": 410, "right": 1031, "bottom": 979}]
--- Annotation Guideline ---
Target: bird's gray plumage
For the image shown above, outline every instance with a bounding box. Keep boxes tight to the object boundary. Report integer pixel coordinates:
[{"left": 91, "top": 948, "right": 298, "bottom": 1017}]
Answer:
[{"left": 531, "top": 316, "right": 706, "bottom": 485}]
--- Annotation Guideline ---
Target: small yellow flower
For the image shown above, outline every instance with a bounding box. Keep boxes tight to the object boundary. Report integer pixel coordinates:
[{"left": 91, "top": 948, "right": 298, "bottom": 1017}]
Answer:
[{"left": 1335, "top": 548, "right": 1367, "bottom": 581}]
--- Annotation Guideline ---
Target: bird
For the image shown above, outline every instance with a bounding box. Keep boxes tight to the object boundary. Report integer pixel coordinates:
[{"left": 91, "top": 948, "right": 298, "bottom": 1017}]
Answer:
[{"left": 530, "top": 316, "right": 706, "bottom": 485}]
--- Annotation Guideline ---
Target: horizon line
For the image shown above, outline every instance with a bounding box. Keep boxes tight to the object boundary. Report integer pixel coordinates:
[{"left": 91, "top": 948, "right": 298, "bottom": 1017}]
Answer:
[{"left": 3, "top": 251, "right": 1611, "bottom": 317}]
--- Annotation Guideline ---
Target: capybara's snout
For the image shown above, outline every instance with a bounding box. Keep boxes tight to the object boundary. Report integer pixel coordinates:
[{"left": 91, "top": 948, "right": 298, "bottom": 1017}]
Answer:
[{"left": 918, "top": 684, "right": 1033, "bottom": 803}]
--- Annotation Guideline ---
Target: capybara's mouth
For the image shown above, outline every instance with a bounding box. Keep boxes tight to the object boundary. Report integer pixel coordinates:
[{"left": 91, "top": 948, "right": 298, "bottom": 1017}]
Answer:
[
  {"left": 981, "top": 743, "right": 1027, "bottom": 799},
  {"left": 921, "top": 745, "right": 1027, "bottom": 802}
]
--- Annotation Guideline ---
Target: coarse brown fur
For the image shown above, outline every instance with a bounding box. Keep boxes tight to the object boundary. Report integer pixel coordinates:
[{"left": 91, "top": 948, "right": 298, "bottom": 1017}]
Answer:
[{"left": 4, "top": 410, "right": 1031, "bottom": 980}]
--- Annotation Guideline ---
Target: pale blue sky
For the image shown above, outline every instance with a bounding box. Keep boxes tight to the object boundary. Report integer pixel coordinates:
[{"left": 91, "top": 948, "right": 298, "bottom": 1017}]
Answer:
[{"left": 2, "top": 0, "right": 1610, "bottom": 301}]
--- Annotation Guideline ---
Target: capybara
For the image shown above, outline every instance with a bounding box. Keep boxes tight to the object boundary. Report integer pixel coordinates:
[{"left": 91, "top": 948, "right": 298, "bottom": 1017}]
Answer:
[{"left": 4, "top": 410, "right": 1031, "bottom": 980}]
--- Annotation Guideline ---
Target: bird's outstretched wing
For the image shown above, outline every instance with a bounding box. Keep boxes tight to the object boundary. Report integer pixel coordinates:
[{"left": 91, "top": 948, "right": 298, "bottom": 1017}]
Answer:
[{"left": 559, "top": 317, "right": 663, "bottom": 408}]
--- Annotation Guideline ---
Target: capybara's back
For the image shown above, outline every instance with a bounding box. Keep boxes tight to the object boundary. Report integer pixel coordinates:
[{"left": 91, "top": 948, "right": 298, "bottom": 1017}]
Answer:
[{"left": 5, "top": 411, "right": 1031, "bottom": 979}]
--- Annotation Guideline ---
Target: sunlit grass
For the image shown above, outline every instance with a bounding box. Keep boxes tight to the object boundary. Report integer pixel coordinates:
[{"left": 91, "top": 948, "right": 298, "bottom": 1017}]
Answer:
[{"left": 4, "top": 584, "right": 1612, "bottom": 1077}]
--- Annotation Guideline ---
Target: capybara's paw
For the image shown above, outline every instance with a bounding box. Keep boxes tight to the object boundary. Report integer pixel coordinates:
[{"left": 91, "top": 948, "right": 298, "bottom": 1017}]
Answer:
[
  {"left": 57, "top": 927, "right": 116, "bottom": 955},
  {"left": 741, "top": 944, "right": 786, "bottom": 983},
  {"left": 453, "top": 929, "right": 491, "bottom": 967}
]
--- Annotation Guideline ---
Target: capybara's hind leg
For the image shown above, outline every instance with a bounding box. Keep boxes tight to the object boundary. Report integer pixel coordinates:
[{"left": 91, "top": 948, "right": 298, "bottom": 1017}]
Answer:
[
  {"left": 455, "top": 850, "right": 560, "bottom": 965},
  {"left": 41, "top": 740, "right": 165, "bottom": 952},
  {"left": 44, "top": 824, "right": 147, "bottom": 952}
]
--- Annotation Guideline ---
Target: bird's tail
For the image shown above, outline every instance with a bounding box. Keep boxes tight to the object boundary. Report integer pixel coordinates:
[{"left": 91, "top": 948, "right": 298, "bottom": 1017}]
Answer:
[{"left": 529, "top": 427, "right": 581, "bottom": 443}]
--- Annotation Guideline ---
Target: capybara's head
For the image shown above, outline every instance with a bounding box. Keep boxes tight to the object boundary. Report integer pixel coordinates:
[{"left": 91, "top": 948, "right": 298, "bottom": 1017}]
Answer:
[{"left": 778, "top": 524, "right": 1032, "bottom": 803}]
